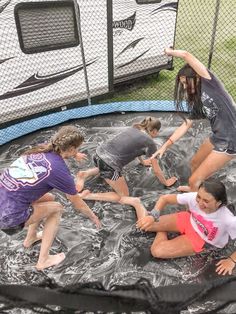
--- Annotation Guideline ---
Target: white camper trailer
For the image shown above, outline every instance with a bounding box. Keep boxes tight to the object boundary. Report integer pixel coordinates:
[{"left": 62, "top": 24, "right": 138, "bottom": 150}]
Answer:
[
  {"left": 0, "top": 0, "right": 110, "bottom": 126},
  {"left": 113, "top": 0, "right": 178, "bottom": 83},
  {"left": 0, "top": 0, "right": 178, "bottom": 133}
]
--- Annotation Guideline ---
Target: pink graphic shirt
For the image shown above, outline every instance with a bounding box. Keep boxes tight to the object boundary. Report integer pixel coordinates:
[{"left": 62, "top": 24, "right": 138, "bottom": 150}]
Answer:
[{"left": 177, "top": 192, "right": 236, "bottom": 248}]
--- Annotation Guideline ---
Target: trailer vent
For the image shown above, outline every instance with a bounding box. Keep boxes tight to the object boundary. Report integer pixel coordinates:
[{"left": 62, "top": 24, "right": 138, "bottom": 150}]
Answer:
[{"left": 14, "top": 1, "right": 79, "bottom": 54}]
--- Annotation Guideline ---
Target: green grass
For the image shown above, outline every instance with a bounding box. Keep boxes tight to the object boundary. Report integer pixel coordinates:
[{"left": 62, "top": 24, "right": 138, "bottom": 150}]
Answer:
[{"left": 104, "top": 0, "right": 236, "bottom": 103}]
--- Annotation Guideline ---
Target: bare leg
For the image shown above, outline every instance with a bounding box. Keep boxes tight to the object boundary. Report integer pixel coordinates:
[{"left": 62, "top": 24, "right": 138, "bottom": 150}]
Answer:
[
  {"left": 81, "top": 176, "right": 129, "bottom": 202},
  {"left": 25, "top": 201, "right": 65, "bottom": 270},
  {"left": 23, "top": 222, "right": 43, "bottom": 248},
  {"left": 138, "top": 213, "right": 196, "bottom": 258},
  {"left": 82, "top": 191, "right": 121, "bottom": 202},
  {"left": 188, "top": 151, "right": 234, "bottom": 191},
  {"left": 151, "top": 233, "right": 195, "bottom": 258},
  {"left": 23, "top": 193, "right": 56, "bottom": 248},
  {"left": 178, "top": 138, "right": 213, "bottom": 192},
  {"left": 119, "top": 196, "right": 147, "bottom": 220},
  {"left": 76, "top": 167, "right": 99, "bottom": 192},
  {"left": 190, "top": 138, "right": 214, "bottom": 173},
  {"left": 143, "top": 213, "right": 179, "bottom": 233},
  {"left": 177, "top": 138, "right": 233, "bottom": 192},
  {"left": 35, "top": 210, "right": 64, "bottom": 270},
  {"left": 34, "top": 193, "right": 55, "bottom": 203}
]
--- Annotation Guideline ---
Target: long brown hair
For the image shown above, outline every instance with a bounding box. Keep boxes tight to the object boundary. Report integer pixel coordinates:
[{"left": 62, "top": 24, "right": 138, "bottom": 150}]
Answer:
[
  {"left": 23, "top": 125, "right": 84, "bottom": 155},
  {"left": 199, "top": 178, "right": 235, "bottom": 213},
  {"left": 133, "top": 116, "right": 161, "bottom": 134},
  {"left": 174, "top": 63, "right": 206, "bottom": 120}
]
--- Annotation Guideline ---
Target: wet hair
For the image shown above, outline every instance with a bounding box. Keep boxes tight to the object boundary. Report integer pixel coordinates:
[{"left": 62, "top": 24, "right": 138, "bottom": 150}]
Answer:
[
  {"left": 23, "top": 125, "right": 84, "bottom": 155},
  {"left": 133, "top": 117, "right": 161, "bottom": 134},
  {"left": 174, "top": 64, "right": 206, "bottom": 120},
  {"left": 199, "top": 178, "right": 235, "bottom": 213}
]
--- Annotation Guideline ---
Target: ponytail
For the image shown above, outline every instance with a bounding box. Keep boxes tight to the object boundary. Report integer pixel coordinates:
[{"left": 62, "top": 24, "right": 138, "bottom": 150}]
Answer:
[{"left": 133, "top": 116, "right": 161, "bottom": 134}]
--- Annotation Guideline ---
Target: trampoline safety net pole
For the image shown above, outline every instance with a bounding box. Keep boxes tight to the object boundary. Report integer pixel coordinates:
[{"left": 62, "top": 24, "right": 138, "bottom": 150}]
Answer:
[
  {"left": 73, "top": 0, "right": 92, "bottom": 106},
  {"left": 208, "top": 0, "right": 221, "bottom": 69}
]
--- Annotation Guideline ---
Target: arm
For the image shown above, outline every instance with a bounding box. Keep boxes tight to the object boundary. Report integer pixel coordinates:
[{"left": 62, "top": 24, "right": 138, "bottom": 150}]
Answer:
[
  {"left": 164, "top": 48, "right": 211, "bottom": 79},
  {"left": 151, "top": 158, "right": 177, "bottom": 187},
  {"left": 216, "top": 252, "right": 236, "bottom": 276},
  {"left": 67, "top": 194, "right": 101, "bottom": 228},
  {"left": 75, "top": 152, "right": 87, "bottom": 163},
  {"left": 136, "top": 194, "right": 178, "bottom": 230},
  {"left": 152, "top": 119, "right": 193, "bottom": 158}
]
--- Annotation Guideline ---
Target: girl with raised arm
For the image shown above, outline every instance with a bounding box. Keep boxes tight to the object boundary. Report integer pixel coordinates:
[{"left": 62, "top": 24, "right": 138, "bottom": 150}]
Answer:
[{"left": 153, "top": 48, "right": 236, "bottom": 192}]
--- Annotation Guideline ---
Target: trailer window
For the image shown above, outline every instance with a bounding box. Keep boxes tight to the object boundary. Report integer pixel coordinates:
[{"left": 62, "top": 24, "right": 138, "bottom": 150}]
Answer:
[
  {"left": 135, "top": 0, "right": 162, "bottom": 4},
  {"left": 14, "top": 1, "right": 79, "bottom": 54}
]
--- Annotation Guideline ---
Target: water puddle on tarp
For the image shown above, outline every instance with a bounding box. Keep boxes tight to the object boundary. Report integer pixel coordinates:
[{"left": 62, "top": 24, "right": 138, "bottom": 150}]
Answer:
[{"left": 0, "top": 112, "right": 236, "bottom": 313}]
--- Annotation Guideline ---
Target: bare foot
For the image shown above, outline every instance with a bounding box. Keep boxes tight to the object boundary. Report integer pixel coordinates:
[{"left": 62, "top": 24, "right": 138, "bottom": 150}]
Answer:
[
  {"left": 76, "top": 171, "right": 87, "bottom": 192},
  {"left": 177, "top": 185, "right": 191, "bottom": 192},
  {"left": 23, "top": 231, "right": 43, "bottom": 248},
  {"left": 166, "top": 176, "right": 178, "bottom": 187},
  {"left": 36, "top": 253, "right": 66, "bottom": 270}
]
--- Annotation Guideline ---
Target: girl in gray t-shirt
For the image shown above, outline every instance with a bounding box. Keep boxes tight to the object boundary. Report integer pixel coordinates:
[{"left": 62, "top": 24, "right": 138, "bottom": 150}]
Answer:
[
  {"left": 152, "top": 48, "right": 236, "bottom": 192},
  {"left": 77, "top": 117, "right": 177, "bottom": 219}
]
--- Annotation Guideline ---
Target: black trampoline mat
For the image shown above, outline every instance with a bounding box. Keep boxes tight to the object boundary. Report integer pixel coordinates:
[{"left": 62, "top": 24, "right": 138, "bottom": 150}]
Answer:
[{"left": 0, "top": 112, "right": 236, "bottom": 313}]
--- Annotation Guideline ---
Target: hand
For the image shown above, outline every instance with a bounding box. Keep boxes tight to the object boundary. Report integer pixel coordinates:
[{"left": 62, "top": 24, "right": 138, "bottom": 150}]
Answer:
[
  {"left": 164, "top": 47, "right": 174, "bottom": 56},
  {"left": 136, "top": 216, "right": 155, "bottom": 231},
  {"left": 90, "top": 213, "right": 101, "bottom": 229},
  {"left": 142, "top": 159, "right": 152, "bottom": 167},
  {"left": 165, "top": 177, "right": 178, "bottom": 187},
  {"left": 215, "top": 258, "right": 235, "bottom": 276},
  {"left": 75, "top": 152, "right": 87, "bottom": 162},
  {"left": 151, "top": 146, "right": 167, "bottom": 160}
]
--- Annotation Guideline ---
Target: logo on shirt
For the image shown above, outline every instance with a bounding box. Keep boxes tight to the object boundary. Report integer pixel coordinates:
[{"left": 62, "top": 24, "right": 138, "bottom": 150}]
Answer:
[
  {"left": 192, "top": 212, "right": 218, "bottom": 241},
  {"left": 201, "top": 91, "right": 219, "bottom": 120},
  {"left": 0, "top": 154, "right": 51, "bottom": 191}
]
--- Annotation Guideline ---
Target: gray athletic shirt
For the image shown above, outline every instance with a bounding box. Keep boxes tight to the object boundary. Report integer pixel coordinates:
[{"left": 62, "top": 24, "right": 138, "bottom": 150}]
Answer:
[
  {"left": 96, "top": 127, "right": 157, "bottom": 171},
  {"left": 200, "top": 70, "right": 236, "bottom": 152}
]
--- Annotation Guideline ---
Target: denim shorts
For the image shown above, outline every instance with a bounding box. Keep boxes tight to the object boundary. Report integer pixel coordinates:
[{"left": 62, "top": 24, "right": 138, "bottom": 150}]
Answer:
[{"left": 93, "top": 154, "right": 121, "bottom": 181}]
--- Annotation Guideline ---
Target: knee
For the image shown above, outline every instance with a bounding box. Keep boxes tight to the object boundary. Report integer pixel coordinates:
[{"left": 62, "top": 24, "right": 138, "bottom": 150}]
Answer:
[
  {"left": 150, "top": 243, "right": 166, "bottom": 259},
  {"left": 188, "top": 176, "right": 202, "bottom": 191},
  {"left": 190, "top": 157, "right": 198, "bottom": 172},
  {"left": 47, "top": 193, "right": 55, "bottom": 202},
  {"left": 53, "top": 202, "right": 64, "bottom": 216},
  {"left": 120, "top": 190, "right": 129, "bottom": 197},
  {"left": 129, "top": 197, "right": 141, "bottom": 206}
]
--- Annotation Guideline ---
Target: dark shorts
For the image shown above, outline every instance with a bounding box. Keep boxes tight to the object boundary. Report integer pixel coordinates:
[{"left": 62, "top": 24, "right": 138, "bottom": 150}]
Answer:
[
  {"left": 93, "top": 154, "right": 121, "bottom": 181},
  {"left": 0, "top": 206, "right": 33, "bottom": 236},
  {"left": 210, "top": 137, "right": 236, "bottom": 155},
  {"left": 1, "top": 222, "right": 25, "bottom": 236}
]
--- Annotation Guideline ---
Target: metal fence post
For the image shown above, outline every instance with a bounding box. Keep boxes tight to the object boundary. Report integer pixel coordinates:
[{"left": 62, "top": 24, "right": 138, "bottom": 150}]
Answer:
[{"left": 208, "top": 0, "right": 221, "bottom": 69}]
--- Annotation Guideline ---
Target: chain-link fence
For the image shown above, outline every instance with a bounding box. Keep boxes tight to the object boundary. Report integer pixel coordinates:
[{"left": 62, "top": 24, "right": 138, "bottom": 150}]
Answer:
[
  {"left": 110, "top": 0, "right": 236, "bottom": 103},
  {"left": 0, "top": 0, "right": 235, "bottom": 131}
]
